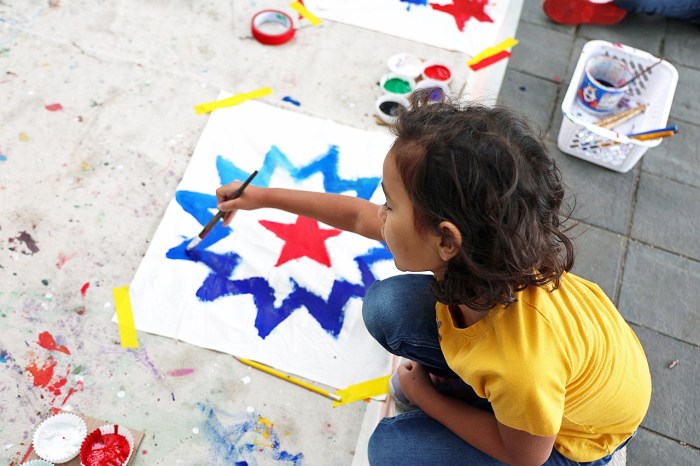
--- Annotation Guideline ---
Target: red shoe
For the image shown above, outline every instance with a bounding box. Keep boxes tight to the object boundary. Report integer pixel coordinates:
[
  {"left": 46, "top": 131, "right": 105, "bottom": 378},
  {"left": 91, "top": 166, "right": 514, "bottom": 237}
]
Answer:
[{"left": 543, "top": 0, "right": 628, "bottom": 25}]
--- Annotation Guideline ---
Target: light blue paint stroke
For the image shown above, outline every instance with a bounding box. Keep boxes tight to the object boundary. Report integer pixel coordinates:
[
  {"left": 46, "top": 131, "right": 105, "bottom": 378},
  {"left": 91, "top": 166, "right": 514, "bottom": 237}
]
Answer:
[{"left": 196, "top": 402, "right": 304, "bottom": 466}]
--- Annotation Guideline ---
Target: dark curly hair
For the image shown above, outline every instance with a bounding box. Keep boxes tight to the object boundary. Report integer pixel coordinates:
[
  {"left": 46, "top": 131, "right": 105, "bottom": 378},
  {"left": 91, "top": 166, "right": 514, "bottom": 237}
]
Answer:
[{"left": 390, "top": 91, "right": 576, "bottom": 311}]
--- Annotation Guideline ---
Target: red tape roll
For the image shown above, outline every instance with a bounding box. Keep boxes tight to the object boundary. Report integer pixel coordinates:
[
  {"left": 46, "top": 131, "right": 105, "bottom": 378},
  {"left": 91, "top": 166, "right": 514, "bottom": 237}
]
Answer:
[{"left": 251, "top": 10, "right": 296, "bottom": 46}]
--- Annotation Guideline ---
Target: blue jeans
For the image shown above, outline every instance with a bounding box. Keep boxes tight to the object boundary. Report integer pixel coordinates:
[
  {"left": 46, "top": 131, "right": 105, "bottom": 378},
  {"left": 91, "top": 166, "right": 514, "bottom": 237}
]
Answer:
[
  {"left": 362, "top": 274, "right": 629, "bottom": 466},
  {"left": 615, "top": 0, "right": 700, "bottom": 23}
]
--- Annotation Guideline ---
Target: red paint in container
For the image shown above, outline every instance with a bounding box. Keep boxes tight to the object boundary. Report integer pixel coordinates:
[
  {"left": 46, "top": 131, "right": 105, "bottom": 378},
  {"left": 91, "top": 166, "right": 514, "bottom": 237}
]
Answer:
[
  {"left": 423, "top": 65, "right": 451, "bottom": 81},
  {"left": 80, "top": 425, "right": 133, "bottom": 466}
]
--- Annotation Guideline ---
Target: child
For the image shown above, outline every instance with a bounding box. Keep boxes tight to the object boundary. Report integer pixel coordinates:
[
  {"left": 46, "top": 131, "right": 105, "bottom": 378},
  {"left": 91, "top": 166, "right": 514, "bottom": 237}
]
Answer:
[{"left": 216, "top": 92, "right": 651, "bottom": 465}]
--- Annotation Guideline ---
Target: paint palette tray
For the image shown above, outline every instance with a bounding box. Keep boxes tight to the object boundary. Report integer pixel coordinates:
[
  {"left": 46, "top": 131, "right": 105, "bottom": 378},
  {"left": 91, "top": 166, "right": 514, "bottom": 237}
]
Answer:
[
  {"left": 22, "top": 411, "right": 144, "bottom": 466},
  {"left": 557, "top": 40, "right": 678, "bottom": 173}
]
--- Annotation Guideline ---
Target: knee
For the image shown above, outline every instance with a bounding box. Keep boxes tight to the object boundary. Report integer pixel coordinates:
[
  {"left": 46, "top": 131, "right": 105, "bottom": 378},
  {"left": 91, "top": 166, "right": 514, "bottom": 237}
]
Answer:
[{"left": 362, "top": 274, "right": 433, "bottom": 339}]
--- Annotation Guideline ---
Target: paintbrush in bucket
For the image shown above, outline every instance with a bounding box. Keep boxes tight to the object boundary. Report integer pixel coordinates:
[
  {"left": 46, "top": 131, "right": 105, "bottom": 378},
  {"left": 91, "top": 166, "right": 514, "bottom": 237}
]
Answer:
[{"left": 186, "top": 170, "right": 259, "bottom": 250}]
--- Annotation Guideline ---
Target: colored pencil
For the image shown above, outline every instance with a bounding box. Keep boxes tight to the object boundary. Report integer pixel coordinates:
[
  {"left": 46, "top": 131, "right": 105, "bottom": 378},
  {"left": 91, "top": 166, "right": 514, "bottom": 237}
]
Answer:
[
  {"left": 596, "top": 104, "right": 646, "bottom": 129},
  {"left": 237, "top": 357, "right": 342, "bottom": 402},
  {"left": 627, "top": 125, "right": 678, "bottom": 138},
  {"left": 186, "top": 170, "right": 258, "bottom": 250},
  {"left": 630, "top": 130, "right": 676, "bottom": 141}
]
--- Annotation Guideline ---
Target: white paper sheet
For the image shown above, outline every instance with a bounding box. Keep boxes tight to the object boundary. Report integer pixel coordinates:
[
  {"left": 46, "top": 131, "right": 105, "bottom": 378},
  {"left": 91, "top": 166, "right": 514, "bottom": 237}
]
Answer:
[
  {"left": 303, "top": 0, "right": 511, "bottom": 56},
  {"left": 125, "top": 98, "right": 398, "bottom": 388}
]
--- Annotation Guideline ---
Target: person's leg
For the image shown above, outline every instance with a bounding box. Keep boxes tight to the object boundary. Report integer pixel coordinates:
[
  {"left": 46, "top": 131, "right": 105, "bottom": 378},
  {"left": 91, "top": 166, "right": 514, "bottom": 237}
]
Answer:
[
  {"left": 368, "top": 410, "right": 509, "bottom": 466},
  {"left": 363, "top": 274, "right": 456, "bottom": 377},
  {"left": 615, "top": 0, "right": 700, "bottom": 23}
]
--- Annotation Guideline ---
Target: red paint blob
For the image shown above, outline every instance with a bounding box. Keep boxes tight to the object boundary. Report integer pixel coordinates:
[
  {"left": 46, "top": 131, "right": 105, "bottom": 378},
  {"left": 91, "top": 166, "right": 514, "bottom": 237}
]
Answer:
[
  {"left": 259, "top": 216, "right": 342, "bottom": 267},
  {"left": 424, "top": 65, "right": 451, "bottom": 81},
  {"left": 45, "top": 103, "right": 64, "bottom": 112},
  {"left": 166, "top": 368, "right": 195, "bottom": 377},
  {"left": 81, "top": 282, "right": 90, "bottom": 297},
  {"left": 80, "top": 428, "right": 131, "bottom": 466},
  {"left": 26, "top": 359, "right": 57, "bottom": 388},
  {"left": 38, "top": 331, "right": 71, "bottom": 355}
]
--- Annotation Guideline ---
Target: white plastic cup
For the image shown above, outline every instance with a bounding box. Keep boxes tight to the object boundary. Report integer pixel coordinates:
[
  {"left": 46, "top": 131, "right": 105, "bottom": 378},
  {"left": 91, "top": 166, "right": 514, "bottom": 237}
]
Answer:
[
  {"left": 577, "top": 55, "right": 633, "bottom": 113},
  {"left": 421, "top": 59, "right": 453, "bottom": 85},
  {"left": 379, "top": 72, "right": 415, "bottom": 96},
  {"left": 375, "top": 94, "right": 409, "bottom": 125}
]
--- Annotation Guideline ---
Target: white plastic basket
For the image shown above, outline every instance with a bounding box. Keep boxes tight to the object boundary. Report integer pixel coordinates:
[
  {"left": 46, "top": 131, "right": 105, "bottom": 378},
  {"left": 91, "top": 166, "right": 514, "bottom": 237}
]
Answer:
[{"left": 557, "top": 40, "right": 678, "bottom": 173}]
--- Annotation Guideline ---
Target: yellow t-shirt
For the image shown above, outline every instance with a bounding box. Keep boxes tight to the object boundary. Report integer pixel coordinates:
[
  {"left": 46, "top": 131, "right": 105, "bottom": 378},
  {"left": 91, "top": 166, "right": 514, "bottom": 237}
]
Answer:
[{"left": 436, "top": 272, "right": 651, "bottom": 462}]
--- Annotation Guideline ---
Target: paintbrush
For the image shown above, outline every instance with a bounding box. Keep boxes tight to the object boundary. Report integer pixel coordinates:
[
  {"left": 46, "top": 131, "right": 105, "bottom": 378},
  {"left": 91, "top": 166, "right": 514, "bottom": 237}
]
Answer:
[
  {"left": 596, "top": 104, "right": 647, "bottom": 129},
  {"left": 186, "top": 170, "right": 259, "bottom": 250},
  {"left": 618, "top": 59, "right": 663, "bottom": 88},
  {"left": 237, "top": 357, "right": 342, "bottom": 402}
]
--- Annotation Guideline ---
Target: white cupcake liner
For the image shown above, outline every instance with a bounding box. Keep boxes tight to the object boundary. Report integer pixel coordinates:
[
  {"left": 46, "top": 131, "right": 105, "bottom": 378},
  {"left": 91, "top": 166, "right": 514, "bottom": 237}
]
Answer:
[
  {"left": 80, "top": 424, "right": 134, "bottom": 466},
  {"left": 32, "top": 412, "right": 87, "bottom": 464}
]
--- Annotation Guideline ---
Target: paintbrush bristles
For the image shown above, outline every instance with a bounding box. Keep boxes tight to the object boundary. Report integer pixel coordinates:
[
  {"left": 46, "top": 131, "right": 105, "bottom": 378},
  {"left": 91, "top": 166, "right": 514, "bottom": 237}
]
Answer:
[{"left": 186, "top": 236, "right": 203, "bottom": 250}]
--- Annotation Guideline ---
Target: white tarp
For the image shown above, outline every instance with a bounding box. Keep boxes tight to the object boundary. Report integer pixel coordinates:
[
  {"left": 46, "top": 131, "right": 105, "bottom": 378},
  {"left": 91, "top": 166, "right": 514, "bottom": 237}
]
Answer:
[{"left": 124, "top": 98, "right": 398, "bottom": 389}]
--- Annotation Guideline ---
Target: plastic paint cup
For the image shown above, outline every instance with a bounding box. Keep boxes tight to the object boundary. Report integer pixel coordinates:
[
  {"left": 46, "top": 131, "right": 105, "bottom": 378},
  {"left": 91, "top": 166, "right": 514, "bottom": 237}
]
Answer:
[
  {"left": 414, "top": 79, "right": 450, "bottom": 101},
  {"left": 375, "top": 94, "right": 409, "bottom": 125},
  {"left": 380, "top": 72, "right": 415, "bottom": 96},
  {"left": 387, "top": 53, "right": 423, "bottom": 79},
  {"left": 421, "top": 59, "right": 453, "bottom": 84},
  {"left": 577, "top": 55, "right": 633, "bottom": 113}
]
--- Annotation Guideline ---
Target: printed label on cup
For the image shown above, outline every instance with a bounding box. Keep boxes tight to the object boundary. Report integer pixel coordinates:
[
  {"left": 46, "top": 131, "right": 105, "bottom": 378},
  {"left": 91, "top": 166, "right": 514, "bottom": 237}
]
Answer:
[{"left": 577, "top": 56, "right": 633, "bottom": 113}]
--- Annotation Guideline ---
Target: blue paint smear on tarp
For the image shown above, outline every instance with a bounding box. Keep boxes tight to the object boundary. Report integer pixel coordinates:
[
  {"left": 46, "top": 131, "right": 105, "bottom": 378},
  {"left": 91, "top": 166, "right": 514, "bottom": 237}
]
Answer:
[
  {"left": 166, "top": 145, "right": 390, "bottom": 339},
  {"left": 0, "top": 349, "right": 11, "bottom": 363},
  {"left": 281, "top": 96, "right": 301, "bottom": 106},
  {"left": 196, "top": 402, "right": 304, "bottom": 466},
  {"left": 401, "top": 0, "right": 428, "bottom": 11}
]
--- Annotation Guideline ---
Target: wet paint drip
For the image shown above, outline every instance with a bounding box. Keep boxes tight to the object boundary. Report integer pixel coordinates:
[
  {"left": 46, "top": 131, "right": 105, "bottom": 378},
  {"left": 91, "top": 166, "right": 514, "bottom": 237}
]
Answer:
[
  {"left": 80, "top": 430, "right": 131, "bottom": 466},
  {"left": 383, "top": 78, "right": 412, "bottom": 94},
  {"left": 378, "top": 101, "right": 402, "bottom": 117},
  {"left": 8, "top": 231, "right": 39, "bottom": 255},
  {"left": 423, "top": 65, "right": 451, "bottom": 81}
]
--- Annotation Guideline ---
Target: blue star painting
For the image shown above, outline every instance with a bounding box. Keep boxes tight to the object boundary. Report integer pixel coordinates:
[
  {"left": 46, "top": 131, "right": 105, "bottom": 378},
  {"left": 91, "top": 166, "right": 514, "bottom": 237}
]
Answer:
[{"left": 128, "top": 100, "right": 397, "bottom": 388}]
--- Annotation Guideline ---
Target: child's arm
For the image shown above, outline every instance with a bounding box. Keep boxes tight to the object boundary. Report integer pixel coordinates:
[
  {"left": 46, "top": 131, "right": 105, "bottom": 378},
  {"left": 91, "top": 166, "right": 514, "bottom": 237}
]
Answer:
[
  {"left": 399, "top": 361, "right": 556, "bottom": 466},
  {"left": 216, "top": 183, "right": 384, "bottom": 242}
]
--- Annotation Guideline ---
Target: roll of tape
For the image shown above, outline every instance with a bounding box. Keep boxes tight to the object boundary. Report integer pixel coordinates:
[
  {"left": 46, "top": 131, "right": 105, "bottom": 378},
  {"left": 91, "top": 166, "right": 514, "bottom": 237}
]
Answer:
[{"left": 251, "top": 10, "right": 295, "bottom": 46}]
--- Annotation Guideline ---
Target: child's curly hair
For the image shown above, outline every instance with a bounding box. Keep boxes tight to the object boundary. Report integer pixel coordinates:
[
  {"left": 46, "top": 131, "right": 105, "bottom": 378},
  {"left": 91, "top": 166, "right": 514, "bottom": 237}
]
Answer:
[{"left": 390, "top": 91, "right": 576, "bottom": 310}]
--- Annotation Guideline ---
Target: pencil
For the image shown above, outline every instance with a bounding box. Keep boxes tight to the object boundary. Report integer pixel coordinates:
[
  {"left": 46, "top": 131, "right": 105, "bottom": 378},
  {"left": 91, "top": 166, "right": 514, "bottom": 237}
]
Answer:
[
  {"left": 627, "top": 125, "right": 678, "bottom": 138},
  {"left": 186, "top": 170, "right": 259, "bottom": 250},
  {"left": 237, "top": 357, "right": 342, "bottom": 402},
  {"left": 630, "top": 130, "right": 676, "bottom": 141},
  {"left": 596, "top": 104, "right": 646, "bottom": 129}
]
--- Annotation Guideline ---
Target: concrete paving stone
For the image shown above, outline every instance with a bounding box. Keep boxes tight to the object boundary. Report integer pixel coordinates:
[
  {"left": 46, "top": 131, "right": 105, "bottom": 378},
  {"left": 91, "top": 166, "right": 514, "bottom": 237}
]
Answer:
[
  {"left": 628, "top": 428, "right": 700, "bottom": 466},
  {"left": 508, "top": 21, "right": 574, "bottom": 81},
  {"left": 631, "top": 172, "right": 700, "bottom": 260},
  {"left": 518, "top": 1, "right": 577, "bottom": 34},
  {"left": 641, "top": 118, "right": 700, "bottom": 189},
  {"left": 618, "top": 241, "right": 700, "bottom": 345},
  {"left": 631, "top": 324, "right": 700, "bottom": 448},
  {"left": 546, "top": 140, "right": 636, "bottom": 235},
  {"left": 670, "top": 64, "right": 700, "bottom": 123},
  {"left": 578, "top": 13, "right": 666, "bottom": 55},
  {"left": 569, "top": 223, "right": 624, "bottom": 302},
  {"left": 663, "top": 20, "right": 700, "bottom": 70},
  {"left": 546, "top": 83, "right": 567, "bottom": 142},
  {"left": 498, "top": 69, "right": 559, "bottom": 134}
]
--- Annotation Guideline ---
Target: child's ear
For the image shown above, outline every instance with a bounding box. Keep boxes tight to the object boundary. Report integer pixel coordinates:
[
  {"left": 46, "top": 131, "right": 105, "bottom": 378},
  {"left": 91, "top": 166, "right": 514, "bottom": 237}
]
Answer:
[{"left": 437, "top": 221, "right": 462, "bottom": 261}]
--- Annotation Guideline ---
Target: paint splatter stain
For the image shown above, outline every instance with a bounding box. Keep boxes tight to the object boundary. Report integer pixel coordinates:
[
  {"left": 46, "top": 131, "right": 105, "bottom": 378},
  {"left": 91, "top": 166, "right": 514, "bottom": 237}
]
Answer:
[
  {"left": 282, "top": 96, "right": 301, "bottom": 106},
  {"left": 45, "top": 103, "right": 63, "bottom": 111},
  {"left": 41, "top": 279, "right": 49, "bottom": 286},
  {"left": 18, "top": 132, "right": 30, "bottom": 142},
  {"left": 56, "top": 252, "right": 77, "bottom": 269},
  {"left": 38, "top": 331, "right": 71, "bottom": 355},
  {"left": 430, "top": 0, "right": 494, "bottom": 32},
  {"left": 0, "top": 350, "right": 11, "bottom": 363},
  {"left": 81, "top": 282, "right": 90, "bottom": 297},
  {"left": 166, "top": 368, "right": 195, "bottom": 377},
  {"left": 8, "top": 231, "right": 39, "bottom": 255},
  {"left": 197, "top": 403, "right": 303, "bottom": 466}
]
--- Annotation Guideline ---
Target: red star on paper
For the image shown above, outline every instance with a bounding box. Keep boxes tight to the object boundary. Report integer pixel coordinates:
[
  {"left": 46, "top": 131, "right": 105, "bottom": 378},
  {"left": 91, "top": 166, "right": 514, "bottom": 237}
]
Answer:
[
  {"left": 260, "top": 216, "right": 342, "bottom": 267},
  {"left": 430, "top": 0, "right": 494, "bottom": 32}
]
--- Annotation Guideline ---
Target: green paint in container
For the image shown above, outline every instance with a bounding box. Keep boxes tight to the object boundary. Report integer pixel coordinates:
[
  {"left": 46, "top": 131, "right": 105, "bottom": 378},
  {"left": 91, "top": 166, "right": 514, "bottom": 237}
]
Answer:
[{"left": 383, "top": 77, "right": 412, "bottom": 94}]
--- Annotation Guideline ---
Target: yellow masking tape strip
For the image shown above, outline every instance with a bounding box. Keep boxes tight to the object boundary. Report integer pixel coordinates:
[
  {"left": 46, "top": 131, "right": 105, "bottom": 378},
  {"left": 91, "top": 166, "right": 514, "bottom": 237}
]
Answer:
[
  {"left": 113, "top": 286, "right": 139, "bottom": 348},
  {"left": 289, "top": 1, "right": 322, "bottom": 26},
  {"left": 332, "top": 374, "right": 391, "bottom": 407},
  {"left": 467, "top": 37, "right": 519, "bottom": 66},
  {"left": 194, "top": 87, "right": 273, "bottom": 115}
]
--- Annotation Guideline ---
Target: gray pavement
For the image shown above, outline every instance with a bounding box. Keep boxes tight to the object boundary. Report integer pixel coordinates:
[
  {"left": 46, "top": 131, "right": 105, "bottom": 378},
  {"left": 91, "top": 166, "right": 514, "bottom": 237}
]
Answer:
[{"left": 499, "top": 4, "right": 700, "bottom": 464}]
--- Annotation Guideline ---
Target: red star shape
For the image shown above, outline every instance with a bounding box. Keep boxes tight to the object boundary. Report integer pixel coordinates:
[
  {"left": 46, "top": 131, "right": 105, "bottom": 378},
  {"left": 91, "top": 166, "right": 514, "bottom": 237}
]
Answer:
[
  {"left": 430, "top": 0, "right": 494, "bottom": 32},
  {"left": 259, "top": 216, "right": 342, "bottom": 267}
]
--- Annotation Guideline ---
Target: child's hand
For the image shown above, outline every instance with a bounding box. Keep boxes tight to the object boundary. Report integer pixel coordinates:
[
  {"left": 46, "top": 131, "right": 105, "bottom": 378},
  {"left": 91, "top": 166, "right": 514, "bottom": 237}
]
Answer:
[
  {"left": 216, "top": 182, "right": 265, "bottom": 227},
  {"left": 397, "top": 361, "right": 435, "bottom": 407}
]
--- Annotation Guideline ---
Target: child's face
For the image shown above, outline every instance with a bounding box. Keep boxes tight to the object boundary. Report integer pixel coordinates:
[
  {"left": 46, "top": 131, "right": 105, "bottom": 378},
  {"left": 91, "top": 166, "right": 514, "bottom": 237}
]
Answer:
[{"left": 379, "top": 150, "right": 448, "bottom": 278}]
